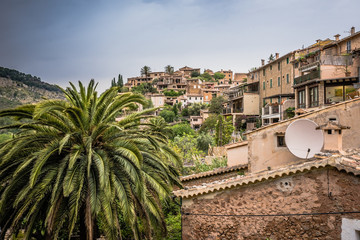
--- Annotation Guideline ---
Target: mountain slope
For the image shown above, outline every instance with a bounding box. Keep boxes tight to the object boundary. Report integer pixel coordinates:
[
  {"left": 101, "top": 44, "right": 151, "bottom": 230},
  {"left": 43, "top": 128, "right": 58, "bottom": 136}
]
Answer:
[{"left": 0, "top": 67, "right": 64, "bottom": 110}]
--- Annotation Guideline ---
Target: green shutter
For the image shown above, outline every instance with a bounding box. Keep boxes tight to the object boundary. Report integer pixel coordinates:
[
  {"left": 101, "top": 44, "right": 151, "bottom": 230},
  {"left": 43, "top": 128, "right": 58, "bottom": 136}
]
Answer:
[{"left": 270, "top": 79, "right": 272, "bottom": 88}]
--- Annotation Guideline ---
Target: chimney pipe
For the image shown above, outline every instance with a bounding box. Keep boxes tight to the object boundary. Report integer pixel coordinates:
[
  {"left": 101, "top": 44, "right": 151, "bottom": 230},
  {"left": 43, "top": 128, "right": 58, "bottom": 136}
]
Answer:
[
  {"left": 334, "top": 34, "right": 340, "bottom": 41},
  {"left": 316, "top": 39, "right": 321, "bottom": 44},
  {"left": 275, "top": 53, "right": 279, "bottom": 59},
  {"left": 261, "top": 59, "right": 265, "bottom": 66},
  {"left": 351, "top": 26, "right": 355, "bottom": 35}
]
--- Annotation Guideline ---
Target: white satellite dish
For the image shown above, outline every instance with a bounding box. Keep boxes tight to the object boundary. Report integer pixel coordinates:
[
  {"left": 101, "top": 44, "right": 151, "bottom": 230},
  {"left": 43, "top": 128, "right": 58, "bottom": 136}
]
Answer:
[{"left": 285, "top": 119, "right": 324, "bottom": 159}]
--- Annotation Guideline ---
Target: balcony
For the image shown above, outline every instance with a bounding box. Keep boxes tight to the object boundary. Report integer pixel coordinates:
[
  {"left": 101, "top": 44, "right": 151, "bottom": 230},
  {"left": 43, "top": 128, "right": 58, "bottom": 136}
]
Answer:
[
  {"left": 233, "top": 108, "right": 243, "bottom": 113},
  {"left": 223, "top": 108, "right": 232, "bottom": 114},
  {"left": 262, "top": 105, "right": 280, "bottom": 116},
  {"left": 294, "top": 70, "right": 320, "bottom": 85}
]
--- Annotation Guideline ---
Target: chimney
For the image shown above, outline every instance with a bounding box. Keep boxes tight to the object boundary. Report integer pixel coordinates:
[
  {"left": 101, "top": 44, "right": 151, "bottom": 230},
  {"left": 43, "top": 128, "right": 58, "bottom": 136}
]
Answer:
[
  {"left": 351, "top": 26, "right": 355, "bottom": 35},
  {"left": 316, "top": 39, "right": 321, "bottom": 44},
  {"left": 261, "top": 59, "right": 265, "bottom": 66},
  {"left": 316, "top": 122, "right": 350, "bottom": 152},
  {"left": 275, "top": 53, "right": 279, "bottom": 59},
  {"left": 334, "top": 34, "right": 340, "bottom": 41}
]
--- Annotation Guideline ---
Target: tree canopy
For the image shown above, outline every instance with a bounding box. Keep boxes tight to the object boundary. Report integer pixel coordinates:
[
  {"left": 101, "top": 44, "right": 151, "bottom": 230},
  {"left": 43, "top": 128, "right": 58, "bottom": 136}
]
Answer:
[
  {"left": 140, "top": 66, "right": 151, "bottom": 77},
  {"left": 209, "top": 96, "right": 225, "bottom": 114},
  {"left": 0, "top": 80, "right": 181, "bottom": 240},
  {"left": 213, "top": 72, "right": 225, "bottom": 80}
]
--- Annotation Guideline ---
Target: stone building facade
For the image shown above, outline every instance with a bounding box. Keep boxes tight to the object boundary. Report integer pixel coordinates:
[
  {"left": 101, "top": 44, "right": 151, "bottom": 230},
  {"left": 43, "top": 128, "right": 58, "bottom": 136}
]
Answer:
[{"left": 178, "top": 160, "right": 360, "bottom": 240}]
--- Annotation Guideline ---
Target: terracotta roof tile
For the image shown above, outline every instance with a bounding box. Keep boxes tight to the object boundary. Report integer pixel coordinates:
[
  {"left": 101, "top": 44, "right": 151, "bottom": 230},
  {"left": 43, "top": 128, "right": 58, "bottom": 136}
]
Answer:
[
  {"left": 180, "top": 164, "right": 247, "bottom": 182},
  {"left": 174, "top": 154, "right": 360, "bottom": 198}
]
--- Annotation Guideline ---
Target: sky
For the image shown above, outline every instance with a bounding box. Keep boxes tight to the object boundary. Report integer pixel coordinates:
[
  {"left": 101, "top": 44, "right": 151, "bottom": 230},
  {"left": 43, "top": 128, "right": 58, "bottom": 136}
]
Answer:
[{"left": 0, "top": 0, "right": 359, "bottom": 93}]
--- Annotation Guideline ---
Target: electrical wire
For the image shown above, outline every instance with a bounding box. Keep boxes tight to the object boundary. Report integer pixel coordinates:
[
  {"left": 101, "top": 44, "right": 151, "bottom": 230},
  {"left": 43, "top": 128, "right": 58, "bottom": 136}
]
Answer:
[{"left": 183, "top": 211, "right": 360, "bottom": 217}]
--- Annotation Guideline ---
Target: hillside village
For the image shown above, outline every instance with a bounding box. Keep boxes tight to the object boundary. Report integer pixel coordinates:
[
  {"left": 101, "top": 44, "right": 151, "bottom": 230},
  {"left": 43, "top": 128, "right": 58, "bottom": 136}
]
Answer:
[
  {"left": 125, "top": 26, "right": 360, "bottom": 135},
  {"left": 123, "top": 27, "right": 360, "bottom": 239},
  {"left": 0, "top": 26, "right": 360, "bottom": 239}
]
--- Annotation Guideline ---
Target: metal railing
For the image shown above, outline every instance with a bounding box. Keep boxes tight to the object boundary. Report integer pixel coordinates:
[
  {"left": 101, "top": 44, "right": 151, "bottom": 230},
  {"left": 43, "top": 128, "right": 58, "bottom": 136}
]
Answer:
[{"left": 294, "top": 70, "right": 320, "bottom": 85}]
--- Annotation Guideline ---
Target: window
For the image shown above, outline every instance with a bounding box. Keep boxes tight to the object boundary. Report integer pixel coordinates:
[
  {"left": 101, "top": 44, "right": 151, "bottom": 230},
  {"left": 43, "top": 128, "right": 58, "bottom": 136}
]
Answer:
[
  {"left": 298, "top": 90, "right": 305, "bottom": 108},
  {"left": 346, "top": 41, "right": 351, "bottom": 53},
  {"left": 309, "top": 86, "right": 319, "bottom": 107},
  {"left": 326, "top": 86, "right": 343, "bottom": 104},
  {"left": 286, "top": 57, "right": 289, "bottom": 64},
  {"left": 277, "top": 136, "right": 286, "bottom": 147},
  {"left": 263, "top": 69, "right": 265, "bottom": 76},
  {"left": 294, "top": 62, "right": 299, "bottom": 68},
  {"left": 286, "top": 74, "right": 289, "bottom": 84},
  {"left": 270, "top": 79, "right": 273, "bottom": 88},
  {"left": 195, "top": 97, "right": 197, "bottom": 100},
  {"left": 270, "top": 65, "right": 272, "bottom": 71},
  {"left": 263, "top": 81, "right": 265, "bottom": 90},
  {"left": 278, "top": 77, "right": 280, "bottom": 86},
  {"left": 278, "top": 62, "right": 280, "bottom": 71}
]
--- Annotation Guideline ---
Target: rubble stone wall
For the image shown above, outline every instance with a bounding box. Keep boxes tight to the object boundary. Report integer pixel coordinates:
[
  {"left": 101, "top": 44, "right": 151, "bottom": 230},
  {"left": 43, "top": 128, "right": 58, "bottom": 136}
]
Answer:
[{"left": 181, "top": 168, "right": 360, "bottom": 239}]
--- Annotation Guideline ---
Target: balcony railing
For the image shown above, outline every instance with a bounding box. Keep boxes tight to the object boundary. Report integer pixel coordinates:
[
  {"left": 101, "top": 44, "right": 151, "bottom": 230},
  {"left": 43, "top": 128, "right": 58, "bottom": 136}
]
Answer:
[
  {"left": 223, "top": 108, "right": 232, "bottom": 114},
  {"left": 264, "top": 107, "right": 270, "bottom": 115},
  {"left": 272, "top": 106, "right": 279, "bottom": 114},
  {"left": 233, "top": 108, "right": 243, "bottom": 113},
  {"left": 262, "top": 105, "right": 280, "bottom": 116},
  {"left": 294, "top": 70, "right": 320, "bottom": 85}
]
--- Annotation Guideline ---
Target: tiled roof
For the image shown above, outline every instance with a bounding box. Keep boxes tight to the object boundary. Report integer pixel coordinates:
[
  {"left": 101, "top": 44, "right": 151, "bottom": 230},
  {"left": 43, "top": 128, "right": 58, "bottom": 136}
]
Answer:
[
  {"left": 180, "top": 164, "right": 247, "bottom": 182},
  {"left": 174, "top": 153, "right": 360, "bottom": 198}
]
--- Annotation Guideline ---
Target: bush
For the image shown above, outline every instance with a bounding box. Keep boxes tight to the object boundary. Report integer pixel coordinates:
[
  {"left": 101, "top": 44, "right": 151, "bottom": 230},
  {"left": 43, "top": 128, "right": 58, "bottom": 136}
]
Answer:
[
  {"left": 171, "top": 123, "right": 194, "bottom": 139},
  {"left": 160, "top": 110, "right": 176, "bottom": 123}
]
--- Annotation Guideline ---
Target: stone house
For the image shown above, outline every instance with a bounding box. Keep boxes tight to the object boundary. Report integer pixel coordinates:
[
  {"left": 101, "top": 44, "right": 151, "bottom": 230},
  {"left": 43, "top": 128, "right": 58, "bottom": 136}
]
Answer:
[
  {"left": 174, "top": 97, "right": 360, "bottom": 239},
  {"left": 218, "top": 69, "right": 233, "bottom": 82},
  {"left": 179, "top": 66, "right": 201, "bottom": 78},
  {"left": 248, "top": 52, "right": 296, "bottom": 125},
  {"left": 233, "top": 73, "right": 247, "bottom": 86},
  {"left": 176, "top": 158, "right": 360, "bottom": 239},
  {"left": 222, "top": 84, "right": 259, "bottom": 130},
  {"left": 293, "top": 27, "right": 360, "bottom": 111}
]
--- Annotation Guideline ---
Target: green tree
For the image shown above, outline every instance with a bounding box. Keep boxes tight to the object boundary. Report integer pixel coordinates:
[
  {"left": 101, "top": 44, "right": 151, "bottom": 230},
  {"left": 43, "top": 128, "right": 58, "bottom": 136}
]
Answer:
[
  {"left": 199, "top": 114, "right": 218, "bottom": 133},
  {"left": 209, "top": 96, "right": 225, "bottom": 114},
  {"left": 0, "top": 80, "right": 181, "bottom": 240},
  {"left": 141, "top": 65, "right": 151, "bottom": 77},
  {"left": 268, "top": 53, "right": 275, "bottom": 62},
  {"left": 111, "top": 74, "right": 124, "bottom": 90},
  {"left": 213, "top": 72, "right": 225, "bottom": 80},
  {"left": 196, "top": 133, "right": 214, "bottom": 153},
  {"left": 160, "top": 109, "right": 176, "bottom": 123},
  {"left": 164, "top": 65, "right": 174, "bottom": 75},
  {"left": 188, "top": 103, "right": 206, "bottom": 116},
  {"left": 171, "top": 123, "right": 194, "bottom": 139},
  {"left": 200, "top": 72, "right": 213, "bottom": 81},
  {"left": 215, "top": 115, "right": 234, "bottom": 146},
  {"left": 190, "top": 71, "right": 200, "bottom": 78}
]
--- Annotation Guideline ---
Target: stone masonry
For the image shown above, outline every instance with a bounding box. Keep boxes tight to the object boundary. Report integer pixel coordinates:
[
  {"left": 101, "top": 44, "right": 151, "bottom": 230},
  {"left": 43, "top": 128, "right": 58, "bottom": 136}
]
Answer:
[{"left": 181, "top": 168, "right": 360, "bottom": 239}]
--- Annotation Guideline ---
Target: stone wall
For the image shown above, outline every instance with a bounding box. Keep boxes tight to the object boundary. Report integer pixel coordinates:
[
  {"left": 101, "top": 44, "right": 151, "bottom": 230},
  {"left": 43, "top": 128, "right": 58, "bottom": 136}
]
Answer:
[{"left": 181, "top": 168, "right": 360, "bottom": 239}]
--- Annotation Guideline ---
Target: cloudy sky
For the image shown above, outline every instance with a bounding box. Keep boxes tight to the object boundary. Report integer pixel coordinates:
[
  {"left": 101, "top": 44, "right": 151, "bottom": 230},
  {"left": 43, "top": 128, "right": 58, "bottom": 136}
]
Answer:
[{"left": 0, "top": 0, "right": 359, "bottom": 92}]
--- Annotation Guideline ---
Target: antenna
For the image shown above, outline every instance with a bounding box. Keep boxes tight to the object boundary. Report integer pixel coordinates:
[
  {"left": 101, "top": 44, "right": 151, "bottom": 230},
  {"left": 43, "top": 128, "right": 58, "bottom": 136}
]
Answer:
[{"left": 285, "top": 119, "right": 324, "bottom": 159}]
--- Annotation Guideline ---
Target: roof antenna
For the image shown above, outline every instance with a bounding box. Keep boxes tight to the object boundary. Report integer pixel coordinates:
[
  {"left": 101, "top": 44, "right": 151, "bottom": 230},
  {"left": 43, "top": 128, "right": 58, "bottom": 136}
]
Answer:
[{"left": 305, "top": 148, "right": 311, "bottom": 159}]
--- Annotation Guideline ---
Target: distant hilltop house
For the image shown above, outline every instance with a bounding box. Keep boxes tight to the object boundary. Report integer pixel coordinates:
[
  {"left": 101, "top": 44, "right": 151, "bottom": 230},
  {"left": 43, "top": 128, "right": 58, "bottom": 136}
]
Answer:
[{"left": 174, "top": 97, "right": 360, "bottom": 239}]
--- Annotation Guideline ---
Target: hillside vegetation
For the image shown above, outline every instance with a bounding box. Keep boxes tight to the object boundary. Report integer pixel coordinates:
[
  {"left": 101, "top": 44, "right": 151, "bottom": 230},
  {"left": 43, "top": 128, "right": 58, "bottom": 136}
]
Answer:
[{"left": 0, "top": 67, "right": 64, "bottom": 110}]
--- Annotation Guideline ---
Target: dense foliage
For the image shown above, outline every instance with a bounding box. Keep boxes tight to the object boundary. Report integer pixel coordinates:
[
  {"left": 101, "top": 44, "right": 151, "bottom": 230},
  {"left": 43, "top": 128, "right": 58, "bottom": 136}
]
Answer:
[
  {"left": 0, "top": 66, "right": 61, "bottom": 92},
  {"left": 0, "top": 81, "right": 181, "bottom": 239}
]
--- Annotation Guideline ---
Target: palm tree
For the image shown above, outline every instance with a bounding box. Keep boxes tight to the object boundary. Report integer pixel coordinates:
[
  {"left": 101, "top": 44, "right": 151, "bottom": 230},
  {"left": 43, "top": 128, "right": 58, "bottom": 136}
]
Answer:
[
  {"left": 140, "top": 66, "right": 151, "bottom": 77},
  {"left": 0, "top": 80, "right": 181, "bottom": 239},
  {"left": 164, "top": 65, "right": 174, "bottom": 75}
]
